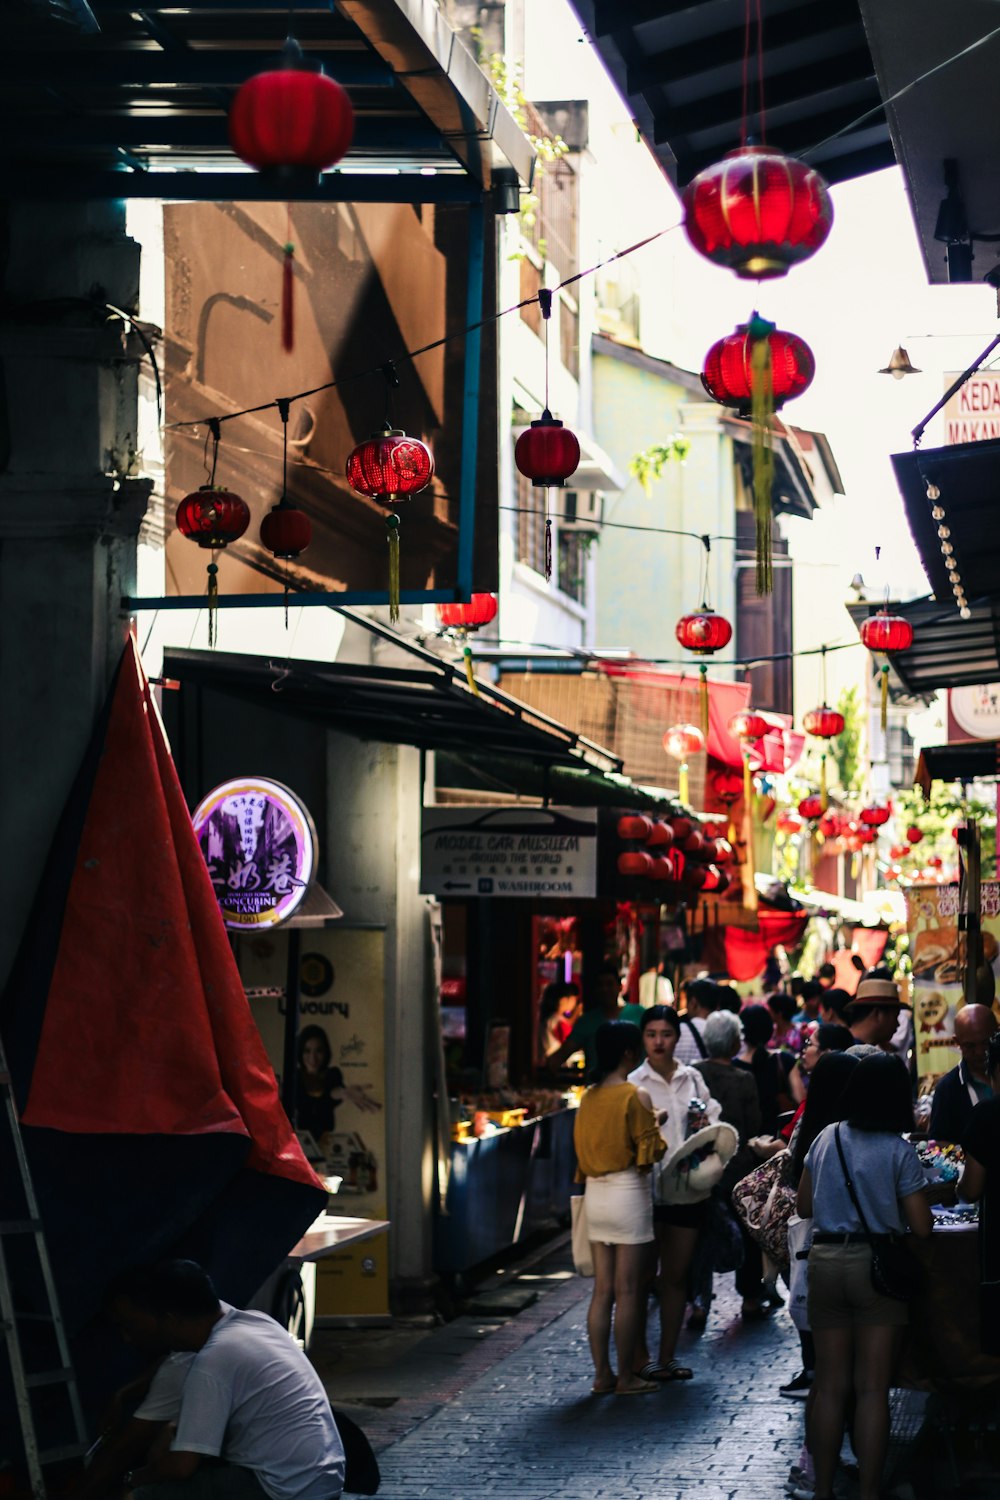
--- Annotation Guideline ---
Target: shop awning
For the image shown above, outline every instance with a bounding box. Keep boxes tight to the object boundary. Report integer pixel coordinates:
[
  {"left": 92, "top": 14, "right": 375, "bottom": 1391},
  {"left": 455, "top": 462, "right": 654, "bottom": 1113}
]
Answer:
[
  {"left": 2, "top": 0, "right": 533, "bottom": 202},
  {"left": 845, "top": 595, "right": 1000, "bottom": 697},
  {"left": 163, "top": 646, "right": 625, "bottom": 774},
  {"left": 565, "top": 0, "right": 891, "bottom": 186},
  {"left": 915, "top": 740, "right": 1000, "bottom": 796},
  {"left": 892, "top": 437, "right": 1000, "bottom": 605}
]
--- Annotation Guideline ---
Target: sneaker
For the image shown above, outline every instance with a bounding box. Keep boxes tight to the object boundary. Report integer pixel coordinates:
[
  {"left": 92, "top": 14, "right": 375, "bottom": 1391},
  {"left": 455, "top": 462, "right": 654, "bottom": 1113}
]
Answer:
[
  {"left": 779, "top": 1369, "right": 813, "bottom": 1399},
  {"left": 784, "top": 1467, "right": 814, "bottom": 1499}
]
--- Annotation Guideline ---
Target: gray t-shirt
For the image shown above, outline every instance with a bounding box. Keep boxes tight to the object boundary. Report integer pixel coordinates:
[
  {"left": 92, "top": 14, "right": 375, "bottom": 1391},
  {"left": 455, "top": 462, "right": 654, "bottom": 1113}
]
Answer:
[
  {"left": 805, "top": 1122, "right": 925, "bottom": 1235},
  {"left": 172, "top": 1308, "right": 344, "bottom": 1500}
]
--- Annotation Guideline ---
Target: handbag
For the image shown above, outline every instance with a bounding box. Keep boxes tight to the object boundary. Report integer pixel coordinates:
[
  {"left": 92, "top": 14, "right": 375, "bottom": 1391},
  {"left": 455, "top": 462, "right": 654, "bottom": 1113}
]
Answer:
[
  {"left": 571, "top": 1192, "right": 594, "bottom": 1277},
  {"left": 787, "top": 1214, "right": 814, "bottom": 1332},
  {"left": 833, "top": 1125, "right": 923, "bottom": 1303},
  {"left": 731, "top": 1149, "right": 797, "bottom": 1269}
]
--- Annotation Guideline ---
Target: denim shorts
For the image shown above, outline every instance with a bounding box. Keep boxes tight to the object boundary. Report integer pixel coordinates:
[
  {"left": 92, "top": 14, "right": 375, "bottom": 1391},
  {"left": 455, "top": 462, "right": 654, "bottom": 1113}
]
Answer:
[{"left": 807, "top": 1242, "right": 909, "bottom": 1329}]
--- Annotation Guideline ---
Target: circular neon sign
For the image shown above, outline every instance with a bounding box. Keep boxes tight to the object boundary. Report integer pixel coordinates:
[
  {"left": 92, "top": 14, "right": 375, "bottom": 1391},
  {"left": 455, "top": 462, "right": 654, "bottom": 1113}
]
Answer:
[{"left": 192, "top": 777, "right": 317, "bottom": 930}]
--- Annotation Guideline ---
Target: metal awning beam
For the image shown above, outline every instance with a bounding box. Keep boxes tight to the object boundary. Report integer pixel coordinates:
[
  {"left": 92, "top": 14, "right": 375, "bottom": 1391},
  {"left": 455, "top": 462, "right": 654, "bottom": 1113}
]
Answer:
[
  {"left": 627, "top": 8, "right": 860, "bottom": 95},
  {"left": 653, "top": 51, "right": 877, "bottom": 141},
  {"left": 0, "top": 50, "right": 394, "bottom": 86},
  {"left": 8, "top": 169, "right": 481, "bottom": 201},
  {"left": 5, "top": 114, "right": 445, "bottom": 153}
]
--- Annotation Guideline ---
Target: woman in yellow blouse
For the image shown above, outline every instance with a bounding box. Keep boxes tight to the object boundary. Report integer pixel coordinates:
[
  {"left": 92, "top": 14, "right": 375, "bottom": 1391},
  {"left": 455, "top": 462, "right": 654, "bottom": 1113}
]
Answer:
[{"left": 573, "top": 1020, "right": 667, "bottom": 1395}]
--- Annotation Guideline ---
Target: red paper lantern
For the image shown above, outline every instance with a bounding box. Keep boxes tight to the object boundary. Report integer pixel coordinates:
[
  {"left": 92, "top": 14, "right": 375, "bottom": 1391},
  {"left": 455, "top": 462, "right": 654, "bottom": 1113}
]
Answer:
[
  {"left": 175, "top": 485, "right": 251, "bottom": 549},
  {"left": 229, "top": 44, "right": 354, "bottom": 179},
  {"left": 890, "top": 844, "right": 908, "bottom": 861},
  {"left": 803, "top": 706, "right": 845, "bottom": 739},
  {"left": 650, "top": 855, "right": 675, "bottom": 882},
  {"left": 514, "top": 410, "right": 581, "bottom": 487},
  {"left": 682, "top": 829, "right": 705, "bottom": 855},
  {"left": 860, "top": 612, "right": 914, "bottom": 654},
  {"left": 683, "top": 864, "right": 708, "bottom": 892},
  {"left": 663, "top": 724, "right": 705, "bottom": 760},
  {"left": 259, "top": 500, "right": 312, "bottom": 560},
  {"left": 436, "top": 594, "right": 498, "bottom": 631},
  {"left": 702, "top": 321, "right": 814, "bottom": 413},
  {"left": 618, "top": 850, "right": 653, "bottom": 878},
  {"left": 346, "top": 428, "right": 433, "bottom": 504},
  {"left": 708, "top": 838, "right": 734, "bottom": 864},
  {"left": 617, "top": 815, "right": 652, "bottom": 842},
  {"left": 776, "top": 810, "right": 803, "bottom": 836},
  {"left": 676, "top": 609, "right": 733, "bottom": 655},
  {"left": 647, "top": 822, "right": 675, "bottom": 849},
  {"left": 860, "top": 805, "right": 891, "bottom": 827},
  {"left": 682, "top": 147, "right": 834, "bottom": 281},
  {"left": 927, "top": 855, "right": 943, "bottom": 869},
  {"left": 670, "top": 817, "right": 694, "bottom": 842},
  {"left": 729, "top": 710, "right": 768, "bottom": 741},
  {"left": 798, "top": 795, "right": 823, "bottom": 821},
  {"left": 710, "top": 768, "right": 745, "bottom": 806},
  {"left": 701, "top": 865, "right": 725, "bottom": 893},
  {"left": 857, "top": 827, "right": 877, "bottom": 845},
  {"left": 818, "top": 810, "right": 842, "bottom": 840},
  {"left": 906, "top": 826, "right": 924, "bottom": 846}
]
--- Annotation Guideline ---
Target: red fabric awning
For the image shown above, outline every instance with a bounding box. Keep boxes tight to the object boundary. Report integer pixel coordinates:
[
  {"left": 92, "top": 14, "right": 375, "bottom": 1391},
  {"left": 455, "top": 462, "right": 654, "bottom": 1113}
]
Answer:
[{"left": 724, "top": 908, "right": 810, "bottom": 981}]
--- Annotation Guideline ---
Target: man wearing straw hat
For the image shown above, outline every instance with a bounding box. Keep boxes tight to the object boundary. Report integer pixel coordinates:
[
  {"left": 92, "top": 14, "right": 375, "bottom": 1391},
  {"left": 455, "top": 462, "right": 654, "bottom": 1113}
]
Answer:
[{"left": 844, "top": 971, "right": 909, "bottom": 1054}]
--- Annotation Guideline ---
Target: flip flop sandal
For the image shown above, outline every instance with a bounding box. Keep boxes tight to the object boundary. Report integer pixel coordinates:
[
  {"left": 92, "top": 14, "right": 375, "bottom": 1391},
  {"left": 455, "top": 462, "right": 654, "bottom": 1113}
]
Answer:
[
  {"left": 637, "top": 1362, "right": 693, "bottom": 1382},
  {"left": 591, "top": 1382, "right": 616, "bottom": 1395},
  {"left": 615, "top": 1380, "right": 660, "bottom": 1396}
]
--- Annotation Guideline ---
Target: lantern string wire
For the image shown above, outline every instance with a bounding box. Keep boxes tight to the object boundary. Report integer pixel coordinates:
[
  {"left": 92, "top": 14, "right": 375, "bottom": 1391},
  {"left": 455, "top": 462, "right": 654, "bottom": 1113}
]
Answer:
[
  {"left": 755, "top": 0, "right": 767, "bottom": 143},
  {"left": 163, "top": 225, "right": 679, "bottom": 432},
  {"left": 801, "top": 22, "right": 1000, "bottom": 164},
  {"left": 466, "top": 634, "right": 862, "bottom": 670},
  {"left": 740, "top": 0, "right": 751, "bottom": 149}
]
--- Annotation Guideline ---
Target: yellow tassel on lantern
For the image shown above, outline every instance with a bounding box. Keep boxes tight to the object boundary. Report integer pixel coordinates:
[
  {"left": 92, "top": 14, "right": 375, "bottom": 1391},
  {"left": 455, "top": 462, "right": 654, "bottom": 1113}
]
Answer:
[
  {"left": 880, "top": 663, "right": 889, "bottom": 732},
  {"left": 699, "top": 663, "right": 709, "bottom": 739},
  {"left": 463, "top": 643, "right": 480, "bottom": 697},
  {"left": 207, "top": 558, "right": 219, "bottom": 648},
  {"left": 749, "top": 313, "right": 776, "bottom": 597},
  {"left": 679, "top": 761, "right": 690, "bottom": 806},
  {"left": 386, "top": 513, "right": 400, "bottom": 624}
]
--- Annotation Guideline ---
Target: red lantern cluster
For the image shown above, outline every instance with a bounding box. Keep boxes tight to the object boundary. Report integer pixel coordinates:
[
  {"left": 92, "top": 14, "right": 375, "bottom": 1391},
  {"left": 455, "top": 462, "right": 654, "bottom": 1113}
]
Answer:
[
  {"left": 514, "top": 411, "right": 580, "bottom": 488},
  {"left": 676, "top": 609, "right": 733, "bottom": 654},
  {"left": 229, "top": 44, "right": 354, "bottom": 181},
  {"left": 701, "top": 321, "right": 815, "bottom": 413},
  {"left": 729, "top": 710, "right": 769, "bottom": 741},
  {"left": 682, "top": 148, "right": 834, "bottom": 281},
  {"left": 436, "top": 594, "right": 498, "bottom": 632},
  {"left": 346, "top": 428, "right": 434, "bottom": 504},
  {"left": 803, "top": 706, "right": 845, "bottom": 739},
  {"left": 860, "top": 612, "right": 914, "bottom": 654},
  {"left": 175, "top": 485, "right": 251, "bottom": 549}
]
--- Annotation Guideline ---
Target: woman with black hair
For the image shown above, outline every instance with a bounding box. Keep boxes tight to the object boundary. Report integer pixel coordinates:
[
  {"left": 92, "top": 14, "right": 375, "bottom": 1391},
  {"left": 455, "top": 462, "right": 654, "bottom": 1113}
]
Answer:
[
  {"left": 736, "top": 1004, "right": 796, "bottom": 1135},
  {"left": 294, "top": 1025, "right": 381, "bottom": 1143},
  {"left": 573, "top": 1021, "right": 666, "bottom": 1395},
  {"left": 796, "top": 1053, "right": 931, "bottom": 1500}
]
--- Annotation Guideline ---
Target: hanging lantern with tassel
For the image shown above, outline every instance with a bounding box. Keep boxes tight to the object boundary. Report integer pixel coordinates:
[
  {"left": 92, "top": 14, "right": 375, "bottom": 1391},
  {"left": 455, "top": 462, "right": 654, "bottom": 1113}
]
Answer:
[
  {"left": 436, "top": 593, "right": 498, "bottom": 697},
  {"left": 346, "top": 426, "right": 433, "bottom": 622},
  {"left": 176, "top": 422, "right": 250, "bottom": 647},
  {"left": 676, "top": 608, "right": 732, "bottom": 737},
  {"left": 803, "top": 703, "right": 844, "bottom": 810},
  {"left": 682, "top": 147, "right": 834, "bottom": 281},
  {"left": 229, "top": 37, "right": 354, "bottom": 354},
  {"left": 702, "top": 314, "right": 814, "bottom": 595},
  {"left": 259, "top": 396, "right": 312, "bottom": 624},
  {"left": 663, "top": 722, "right": 705, "bottom": 807},
  {"left": 513, "top": 289, "right": 580, "bottom": 579},
  {"left": 860, "top": 803, "right": 891, "bottom": 827},
  {"left": 859, "top": 608, "right": 914, "bottom": 732}
]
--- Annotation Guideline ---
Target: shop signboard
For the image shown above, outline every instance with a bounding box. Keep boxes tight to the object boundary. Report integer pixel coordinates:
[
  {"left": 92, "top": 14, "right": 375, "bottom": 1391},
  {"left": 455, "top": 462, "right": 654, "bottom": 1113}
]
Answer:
[
  {"left": 947, "top": 684, "right": 1000, "bottom": 742},
  {"left": 241, "top": 926, "right": 389, "bottom": 1319},
  {"left": 907, "top": 881, "right": 1000, "bottom": 1079},
  {"left": 192, "top": 777, "right": 317, "bottom": 929},
  {"left": 943, "top": 370, "right": 1000, "bottom": 444},
  {"left": 420, "top": 806, "right": 598, "bottom": 898}
]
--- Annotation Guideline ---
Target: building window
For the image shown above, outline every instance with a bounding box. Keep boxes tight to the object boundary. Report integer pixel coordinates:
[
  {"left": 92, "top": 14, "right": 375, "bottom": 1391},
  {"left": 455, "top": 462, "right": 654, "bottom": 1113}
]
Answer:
[
  {"left": 560, "top": 293, "right": 579, "bottom": 379},
  {"left": 516, "top": 468, "right": 547, "bottom": 575},
  {"left": 734, "top": 509, "right": 793, "bottom": 716},
  {"left": 558, "top": 522, "right": 588, "bottom": 605}
]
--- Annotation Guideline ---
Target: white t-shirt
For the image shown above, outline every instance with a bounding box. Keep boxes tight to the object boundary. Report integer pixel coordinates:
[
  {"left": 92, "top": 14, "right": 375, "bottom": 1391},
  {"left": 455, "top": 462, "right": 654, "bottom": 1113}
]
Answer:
[
  {"left": 135, "top": 1353, "right": 195, "bottom": 1421},
  {"left": 627, "top": 1058, "right": 721, "bottom": 1158},
  {"left": 673, "top": 1016, "right": 708, "bottom": 1067},
  {"left": 171, "top": 1308, "right": 345, "bottom": 1500}
]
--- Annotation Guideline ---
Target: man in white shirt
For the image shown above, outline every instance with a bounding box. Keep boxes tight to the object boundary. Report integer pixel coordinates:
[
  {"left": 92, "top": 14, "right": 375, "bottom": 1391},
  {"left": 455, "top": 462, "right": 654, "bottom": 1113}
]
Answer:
[
  {"left": 105, "top": 1262, "right": 344, "bottom": 1500},
  {"left": 673, "top": 979, "right": 721, "bottom": 1066}
]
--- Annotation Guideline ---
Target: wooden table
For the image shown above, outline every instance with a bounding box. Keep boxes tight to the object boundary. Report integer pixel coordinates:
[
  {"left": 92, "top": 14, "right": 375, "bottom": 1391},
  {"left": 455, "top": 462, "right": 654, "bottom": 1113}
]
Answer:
[{"left": 291, "top": 1214, "right": 390, "bottom": 1263}]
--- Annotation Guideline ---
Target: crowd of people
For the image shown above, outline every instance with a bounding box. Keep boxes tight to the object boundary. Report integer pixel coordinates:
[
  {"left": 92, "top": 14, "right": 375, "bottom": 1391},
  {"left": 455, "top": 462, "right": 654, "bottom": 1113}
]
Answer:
[{"left": 570, "top": 963, "right": 995, "bottom": 1500}]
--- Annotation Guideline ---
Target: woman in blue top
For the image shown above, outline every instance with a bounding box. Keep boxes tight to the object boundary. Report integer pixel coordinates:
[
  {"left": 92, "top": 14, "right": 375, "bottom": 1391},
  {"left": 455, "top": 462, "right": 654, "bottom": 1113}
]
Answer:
[{"left": 796, "top": 1052, "right": 931, "bottom": 1500}]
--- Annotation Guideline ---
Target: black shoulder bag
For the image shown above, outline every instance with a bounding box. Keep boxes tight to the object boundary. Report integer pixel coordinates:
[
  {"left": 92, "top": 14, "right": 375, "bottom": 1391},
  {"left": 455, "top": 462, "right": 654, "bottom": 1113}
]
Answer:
[
  {"left": 833, "top": 1125, "right": 923, "bottom": 1303},
  {"left": 683, "top": 1016, "right": 708, "bottom": 1059}
]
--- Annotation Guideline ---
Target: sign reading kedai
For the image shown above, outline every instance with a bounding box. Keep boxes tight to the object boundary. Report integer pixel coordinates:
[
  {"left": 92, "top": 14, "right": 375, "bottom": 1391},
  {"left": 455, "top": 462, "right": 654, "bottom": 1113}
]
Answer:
[
  {"left": 420, "top": 806, "right": 598, "bottom": 898},
  {"left": 943, "top": 371, "right": 1000, "bottom": 444}
]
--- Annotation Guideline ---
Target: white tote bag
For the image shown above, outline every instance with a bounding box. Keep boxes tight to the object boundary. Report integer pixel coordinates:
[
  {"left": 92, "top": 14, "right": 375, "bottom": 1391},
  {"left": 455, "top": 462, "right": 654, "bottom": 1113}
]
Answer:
[
  {"left": 787, "top": 1214, "right": 814, "bottom": 1332},
  {"left": 571, "top": 1193, "right": 594, "bottom": 1278}
]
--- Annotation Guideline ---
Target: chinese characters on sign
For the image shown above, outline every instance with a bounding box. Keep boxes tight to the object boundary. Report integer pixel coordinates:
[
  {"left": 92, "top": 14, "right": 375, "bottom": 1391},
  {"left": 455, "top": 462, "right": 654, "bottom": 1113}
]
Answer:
[{"left": 192, "top": 777, "right": 317, "bottom": 929}]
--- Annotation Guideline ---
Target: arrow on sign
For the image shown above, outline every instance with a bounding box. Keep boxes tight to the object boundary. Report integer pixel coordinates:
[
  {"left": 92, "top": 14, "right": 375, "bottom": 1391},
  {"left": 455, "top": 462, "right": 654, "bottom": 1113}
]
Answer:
[{"left": 442, "top": 881, "right": 472, "bottom": 891}]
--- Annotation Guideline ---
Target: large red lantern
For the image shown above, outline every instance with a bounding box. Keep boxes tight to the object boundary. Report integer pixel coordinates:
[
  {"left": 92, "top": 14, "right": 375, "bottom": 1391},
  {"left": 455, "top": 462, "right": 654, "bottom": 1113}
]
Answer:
[
  {"left": 260, "top": 499, "right": 312, "bottom": 560},
  {"left": 436, "top": 594, "right": 498, "bottom": 632},
  {"left": 798, "top": 795, "right": 823, "bottom": 821},
  {"left": 676, "top": 609, "right": 733, "bottom": 655},
  {"left": 702, "top": 320, "right": 815, "bottom": 414},
  {"left": 176, "top": 484, "right": 251, "bottom": 647},
  {"left": 803, "top": 706, "right": 845, "bottom": 739},
  {"left": 729, "top": 710, "right": 768, "bottom": 742},
  {"left": 860, "top": 609, "right": 914, "bottom": 731},
  {"left": 229, "top": 41, "right": 354, "bottom": 179},
  {"left": 514, "top": 411, "right": 580, "bottom": 487},
  {"left": 860, "top": 804, "right": 891, "bottom": 827},
  {"left": 347, "top": 426, "right": 434, "bottom": 623},
  {"left": 682, "top": 147, "right": 834, "bottom": 281}
]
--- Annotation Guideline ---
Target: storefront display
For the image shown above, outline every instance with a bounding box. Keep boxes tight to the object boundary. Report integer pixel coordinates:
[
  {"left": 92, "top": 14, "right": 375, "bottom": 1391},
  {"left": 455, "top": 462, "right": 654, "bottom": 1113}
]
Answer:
[{"left": 907, "top": 881, "right": 1000, "bottom": 1079}]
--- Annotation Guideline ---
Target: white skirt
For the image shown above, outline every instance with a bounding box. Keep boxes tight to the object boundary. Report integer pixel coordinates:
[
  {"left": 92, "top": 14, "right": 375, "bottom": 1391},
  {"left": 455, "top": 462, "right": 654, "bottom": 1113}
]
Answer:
[{"left": 584, "top": 1168, "right": 653, "bottom": 1245}]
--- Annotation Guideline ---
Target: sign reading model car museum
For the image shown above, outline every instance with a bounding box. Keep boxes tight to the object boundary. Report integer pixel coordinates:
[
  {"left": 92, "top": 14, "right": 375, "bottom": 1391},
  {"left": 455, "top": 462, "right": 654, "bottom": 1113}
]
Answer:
[{"left": 420, "top": 806, "right": 598, "bottom": 898}]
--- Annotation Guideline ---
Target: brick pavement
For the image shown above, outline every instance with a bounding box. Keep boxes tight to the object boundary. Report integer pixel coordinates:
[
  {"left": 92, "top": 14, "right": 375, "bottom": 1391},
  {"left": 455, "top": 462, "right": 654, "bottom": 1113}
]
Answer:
[{"left": 329, "top": 1266, "right": 808, "bottom": 1499}]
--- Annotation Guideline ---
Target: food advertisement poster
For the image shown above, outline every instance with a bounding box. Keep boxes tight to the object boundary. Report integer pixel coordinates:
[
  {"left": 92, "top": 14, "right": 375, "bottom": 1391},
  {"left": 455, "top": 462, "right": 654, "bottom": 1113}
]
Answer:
[
  {"left": 240, "top": 926, "right": 389, "bottom": 1319},
  {"left": 906, "top": 882, "right": 1000, "bottom": 1078}
]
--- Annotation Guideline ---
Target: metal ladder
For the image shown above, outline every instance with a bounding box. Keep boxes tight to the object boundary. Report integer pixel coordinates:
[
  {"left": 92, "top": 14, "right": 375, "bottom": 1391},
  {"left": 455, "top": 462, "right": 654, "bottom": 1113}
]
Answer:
[{"left": 0, "top": 1040, "right": 88, "bottom": 1500}]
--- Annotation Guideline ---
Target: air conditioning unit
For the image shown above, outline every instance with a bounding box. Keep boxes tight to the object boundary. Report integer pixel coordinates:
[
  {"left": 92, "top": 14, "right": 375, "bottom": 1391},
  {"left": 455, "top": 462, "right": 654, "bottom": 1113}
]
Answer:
[{"left": 559, "top": 490, "right": 603, "bottom": 532}]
